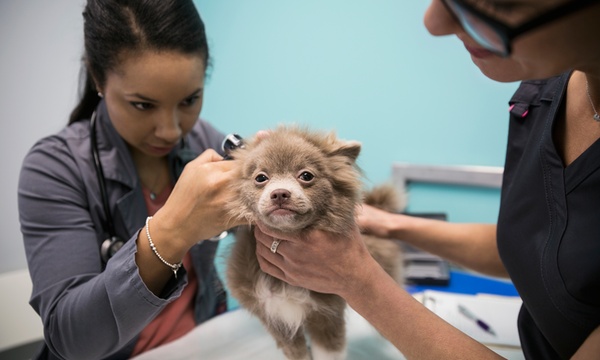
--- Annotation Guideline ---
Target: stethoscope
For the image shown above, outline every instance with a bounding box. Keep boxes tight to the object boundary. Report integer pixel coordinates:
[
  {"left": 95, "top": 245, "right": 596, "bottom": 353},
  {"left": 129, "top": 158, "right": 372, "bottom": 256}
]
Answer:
[
  {"left": 90, "top": 112, "right": 124, "bottom": 262},
  {"left": 90, "top": 111, "right": 243, "bottom": 262}
]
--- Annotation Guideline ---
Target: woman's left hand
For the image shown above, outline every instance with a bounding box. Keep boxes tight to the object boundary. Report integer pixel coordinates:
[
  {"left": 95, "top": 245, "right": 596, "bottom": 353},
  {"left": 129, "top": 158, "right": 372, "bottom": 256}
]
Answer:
[{"left": 253, "top": 222, "right": 376, "bottom": 297}]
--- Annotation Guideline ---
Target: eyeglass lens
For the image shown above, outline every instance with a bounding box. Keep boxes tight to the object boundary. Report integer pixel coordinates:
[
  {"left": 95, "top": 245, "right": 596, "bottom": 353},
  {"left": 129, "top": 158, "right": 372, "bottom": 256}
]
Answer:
[{"left": 445, "top": 0, "right": 507, "bottom": 55}]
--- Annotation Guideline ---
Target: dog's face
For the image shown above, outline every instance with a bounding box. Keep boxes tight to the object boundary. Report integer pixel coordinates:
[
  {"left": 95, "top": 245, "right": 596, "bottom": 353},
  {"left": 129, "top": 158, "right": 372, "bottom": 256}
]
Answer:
[{"left": 228, "top": 126, "right": 362, "bottom": 235}]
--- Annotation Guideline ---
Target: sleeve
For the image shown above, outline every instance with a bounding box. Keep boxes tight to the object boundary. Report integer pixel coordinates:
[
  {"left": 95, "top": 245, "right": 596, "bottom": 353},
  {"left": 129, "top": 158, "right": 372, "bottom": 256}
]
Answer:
[{"left": 18, "top": 136, "right": 187, "bottom": 359}]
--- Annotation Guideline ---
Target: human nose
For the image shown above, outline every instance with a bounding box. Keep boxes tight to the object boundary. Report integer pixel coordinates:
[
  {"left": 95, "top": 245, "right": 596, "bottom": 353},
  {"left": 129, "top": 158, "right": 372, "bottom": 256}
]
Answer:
[
  {"left": 424, "top": 0, "right": 461, "bottom": 37},
  {"left": 155, "top": 110, "right": 182, "bottom": 143}
]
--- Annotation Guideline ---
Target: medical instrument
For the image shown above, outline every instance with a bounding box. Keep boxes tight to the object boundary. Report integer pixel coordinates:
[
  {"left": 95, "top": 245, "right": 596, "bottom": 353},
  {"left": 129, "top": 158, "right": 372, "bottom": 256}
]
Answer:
[{"left": 91, "top": 112, "right": 126, "bottom": 262}]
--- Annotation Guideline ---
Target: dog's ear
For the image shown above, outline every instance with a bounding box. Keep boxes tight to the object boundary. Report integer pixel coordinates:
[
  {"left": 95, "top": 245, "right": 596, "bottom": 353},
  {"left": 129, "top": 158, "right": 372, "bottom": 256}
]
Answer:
[
  {"left": 330, "top": 140, "right": 361, "bottom": 162},
  {"left": 251, "top": 130, "right": 271, "bottom": 145}
]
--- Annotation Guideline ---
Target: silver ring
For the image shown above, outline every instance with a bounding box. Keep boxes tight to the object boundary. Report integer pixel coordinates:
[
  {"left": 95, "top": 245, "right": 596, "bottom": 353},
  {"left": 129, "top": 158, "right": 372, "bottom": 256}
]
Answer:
[{"left": 270, "top": 239, "right": 281, "bottom": 254}]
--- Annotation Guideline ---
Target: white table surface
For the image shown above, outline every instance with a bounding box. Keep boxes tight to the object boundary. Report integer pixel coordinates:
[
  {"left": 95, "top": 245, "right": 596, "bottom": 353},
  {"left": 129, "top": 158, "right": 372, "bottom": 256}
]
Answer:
[{"left": 132, "top": 306, "right": 524, "bottom": 360}]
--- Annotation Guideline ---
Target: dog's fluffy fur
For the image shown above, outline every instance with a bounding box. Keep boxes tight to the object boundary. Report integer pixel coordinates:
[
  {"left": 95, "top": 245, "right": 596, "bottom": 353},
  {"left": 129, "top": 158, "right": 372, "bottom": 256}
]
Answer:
[{"left": 226, "top": 126, "right": 403, "bottom": 360}]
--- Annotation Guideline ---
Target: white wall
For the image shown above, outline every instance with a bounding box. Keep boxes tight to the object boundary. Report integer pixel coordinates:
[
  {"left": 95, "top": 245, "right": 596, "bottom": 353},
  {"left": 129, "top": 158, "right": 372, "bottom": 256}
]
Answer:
[{"left": 0, "top": 0, "right": 86, "bottom": 274}]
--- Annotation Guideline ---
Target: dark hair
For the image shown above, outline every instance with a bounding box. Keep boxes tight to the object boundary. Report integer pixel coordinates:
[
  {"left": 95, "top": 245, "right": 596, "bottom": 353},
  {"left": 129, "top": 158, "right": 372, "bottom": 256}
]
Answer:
[{"left": 69, "top": 0, "right": 210, "bottom": 124}]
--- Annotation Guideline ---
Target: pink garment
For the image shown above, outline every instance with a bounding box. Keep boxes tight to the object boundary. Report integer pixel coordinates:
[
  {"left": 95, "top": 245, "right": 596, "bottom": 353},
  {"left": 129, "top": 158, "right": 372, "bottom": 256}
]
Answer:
[{"left": 131, "top": 183, "right": 198, "bottom": 356}]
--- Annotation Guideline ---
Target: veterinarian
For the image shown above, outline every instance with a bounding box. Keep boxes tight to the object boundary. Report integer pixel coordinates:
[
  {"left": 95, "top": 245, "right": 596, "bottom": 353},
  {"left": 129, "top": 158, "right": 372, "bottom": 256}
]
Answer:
[
  {"left": 254, "top": 0, "right": 600, "bottom": 358},
  {"left": 18, "top": 1, "right": 243, "bottom": 358}
]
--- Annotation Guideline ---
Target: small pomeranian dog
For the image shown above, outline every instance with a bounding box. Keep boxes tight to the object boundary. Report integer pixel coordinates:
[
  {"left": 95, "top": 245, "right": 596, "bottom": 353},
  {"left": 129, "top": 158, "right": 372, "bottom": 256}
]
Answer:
[{"left": 225, "top": 126, "right": 403, "bottom": 360}]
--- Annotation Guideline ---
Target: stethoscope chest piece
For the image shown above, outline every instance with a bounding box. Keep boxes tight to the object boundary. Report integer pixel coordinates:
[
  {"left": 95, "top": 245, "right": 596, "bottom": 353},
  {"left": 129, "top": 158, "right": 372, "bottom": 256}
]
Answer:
[{"left": 100, "top": 235, "right": 125, "bottom": 263}]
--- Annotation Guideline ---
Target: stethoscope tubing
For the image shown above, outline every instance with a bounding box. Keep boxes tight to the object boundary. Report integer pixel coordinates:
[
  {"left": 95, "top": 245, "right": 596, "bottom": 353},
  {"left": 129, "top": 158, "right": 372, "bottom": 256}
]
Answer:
[{"left": 90, "top": 112, "right": 118, "bottom": 241}]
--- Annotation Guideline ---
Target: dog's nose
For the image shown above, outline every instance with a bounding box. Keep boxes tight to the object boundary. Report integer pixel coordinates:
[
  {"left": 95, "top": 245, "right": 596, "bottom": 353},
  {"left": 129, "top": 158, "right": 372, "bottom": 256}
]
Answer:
[{"left": 270, "top": 189, "right": 291, "bottom": 205}]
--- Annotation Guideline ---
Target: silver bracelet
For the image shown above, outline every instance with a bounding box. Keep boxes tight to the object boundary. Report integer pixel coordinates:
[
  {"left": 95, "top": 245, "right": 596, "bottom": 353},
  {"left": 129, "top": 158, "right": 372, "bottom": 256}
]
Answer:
[{"left": 145, "top": 216, "right": 182, "bottom": 279}]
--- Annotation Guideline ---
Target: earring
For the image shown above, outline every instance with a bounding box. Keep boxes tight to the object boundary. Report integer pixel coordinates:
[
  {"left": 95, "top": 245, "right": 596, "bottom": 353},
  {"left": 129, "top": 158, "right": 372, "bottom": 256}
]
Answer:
[{"left": 97, "top": 92, "right": 104, "bottom": 98}]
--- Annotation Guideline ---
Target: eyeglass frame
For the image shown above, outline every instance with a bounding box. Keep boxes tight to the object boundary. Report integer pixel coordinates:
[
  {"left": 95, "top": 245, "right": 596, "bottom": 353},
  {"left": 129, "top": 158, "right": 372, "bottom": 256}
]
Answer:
[{"left": 441, "top": 0, "right": 600, "bottom": 57}]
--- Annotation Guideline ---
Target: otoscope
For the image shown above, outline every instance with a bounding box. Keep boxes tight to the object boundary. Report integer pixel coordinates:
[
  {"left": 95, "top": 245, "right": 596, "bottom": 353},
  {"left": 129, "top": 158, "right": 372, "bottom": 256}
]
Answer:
[{"left": 208, "top": 133, "right": 245, "bottom": 241}]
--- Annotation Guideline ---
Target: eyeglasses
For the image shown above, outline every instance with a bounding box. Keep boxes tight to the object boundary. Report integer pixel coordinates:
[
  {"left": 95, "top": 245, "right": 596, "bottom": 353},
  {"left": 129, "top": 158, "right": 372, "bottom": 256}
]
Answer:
[{"left": 441, "top": 0, "right": 600, "bottom": 57}]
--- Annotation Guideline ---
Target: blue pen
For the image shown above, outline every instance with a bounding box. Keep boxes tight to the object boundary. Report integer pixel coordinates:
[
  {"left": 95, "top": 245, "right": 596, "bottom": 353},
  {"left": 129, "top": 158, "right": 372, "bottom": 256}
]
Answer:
[{"left": 457, "top": 304, "right": 497, "bottom": 336}]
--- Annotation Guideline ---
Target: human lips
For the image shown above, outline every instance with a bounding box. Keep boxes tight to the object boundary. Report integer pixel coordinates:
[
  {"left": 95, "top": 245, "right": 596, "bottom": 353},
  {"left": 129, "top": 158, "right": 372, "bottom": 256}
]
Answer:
[
  {"left": 147, "top": 144, "right": 175, "bottom": 156},
  {"left": 464, "top": 43, "right": 495, "bottom": 59}
]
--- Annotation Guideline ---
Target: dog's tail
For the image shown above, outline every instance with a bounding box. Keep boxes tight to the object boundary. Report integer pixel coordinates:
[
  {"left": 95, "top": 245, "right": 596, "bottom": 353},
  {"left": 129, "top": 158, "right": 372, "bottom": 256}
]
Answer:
[{"left": 363, "top": 184, "right": 406, "bottom": 213}]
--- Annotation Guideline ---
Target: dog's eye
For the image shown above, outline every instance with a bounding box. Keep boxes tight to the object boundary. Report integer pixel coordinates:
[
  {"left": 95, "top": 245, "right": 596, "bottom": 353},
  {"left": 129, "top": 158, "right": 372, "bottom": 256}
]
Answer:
[
  {"left": 298, "top": 171, "right": 314, "bottom": 182},
  {"left": 255, "top": 174, "right": 269, "bottom": 183}
]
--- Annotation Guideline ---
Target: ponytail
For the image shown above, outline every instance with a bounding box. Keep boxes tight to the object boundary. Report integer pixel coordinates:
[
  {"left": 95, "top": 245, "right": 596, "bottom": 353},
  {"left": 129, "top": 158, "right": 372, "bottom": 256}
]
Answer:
[{"left": 69, "top": 66, "right": 101, "bottom": 124}]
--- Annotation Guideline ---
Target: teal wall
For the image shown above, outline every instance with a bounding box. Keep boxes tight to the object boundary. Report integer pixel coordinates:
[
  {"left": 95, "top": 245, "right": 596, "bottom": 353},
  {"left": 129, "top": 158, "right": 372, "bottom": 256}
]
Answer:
[{"left": 194, "top": 1, "right": 519, "bottom": 307}]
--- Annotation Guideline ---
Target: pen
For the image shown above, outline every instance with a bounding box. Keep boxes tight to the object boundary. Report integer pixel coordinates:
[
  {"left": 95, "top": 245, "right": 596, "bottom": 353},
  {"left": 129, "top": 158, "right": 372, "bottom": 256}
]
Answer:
[{"left": 457, "top": 304, "right": 496, "bottom": 336}]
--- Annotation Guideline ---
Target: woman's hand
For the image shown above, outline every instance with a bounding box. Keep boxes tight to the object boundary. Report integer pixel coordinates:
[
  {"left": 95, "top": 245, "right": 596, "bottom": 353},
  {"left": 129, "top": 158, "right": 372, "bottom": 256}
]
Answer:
[
  {"left": 356, "top": 203, "right": 397, "bottom": 238},
  {"left": 151, "top": 149, "right": 243, "bottom": 250},
  {"left": 253, "top": 222, "right": 376, "bottom": 297}
]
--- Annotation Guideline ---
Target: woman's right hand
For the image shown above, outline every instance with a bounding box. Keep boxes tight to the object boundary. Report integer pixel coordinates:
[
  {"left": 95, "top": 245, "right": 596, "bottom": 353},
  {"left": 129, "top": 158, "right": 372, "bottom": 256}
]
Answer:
[{"left": 150, "top": 149, "right": 243, "bottom": 251}]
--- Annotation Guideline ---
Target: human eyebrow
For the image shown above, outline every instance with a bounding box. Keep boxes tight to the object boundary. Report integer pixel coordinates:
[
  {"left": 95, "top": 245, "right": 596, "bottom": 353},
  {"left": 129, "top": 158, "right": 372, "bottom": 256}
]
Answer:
[
  {"left": 184, "top": 88, "right": 203, "bottom": 99},
  {"left": 126, "top": 93, "right": 159, "bottom": 103}
]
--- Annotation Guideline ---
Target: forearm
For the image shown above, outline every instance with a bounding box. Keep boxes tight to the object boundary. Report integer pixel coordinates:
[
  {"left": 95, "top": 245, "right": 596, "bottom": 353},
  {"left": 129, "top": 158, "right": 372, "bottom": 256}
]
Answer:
[
  {"left": 341, "top": 260, "right": 503, "bottom": 360},
  {"left": 40, "top": 239, "right": 176, "bottom": 359},
  {"left": 135, "top": 215, "right": 189, "bottom": 295},
  {"left": 389, "top": 215, "right": 507, "bottom": 277}
]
